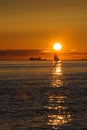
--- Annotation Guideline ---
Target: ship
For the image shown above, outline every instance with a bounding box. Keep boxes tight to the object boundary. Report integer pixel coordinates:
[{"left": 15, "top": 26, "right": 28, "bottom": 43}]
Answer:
[{"left": 29, "top": 56, "right": 47, "bottom": 61}]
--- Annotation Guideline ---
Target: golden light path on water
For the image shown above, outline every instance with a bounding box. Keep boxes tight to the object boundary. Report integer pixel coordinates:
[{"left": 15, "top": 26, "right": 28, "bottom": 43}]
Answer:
[
  {"left": 45, "top": 63, "right": 72, "bottom": 129},
  {"left": 52, "top": 63, "right": 63, "bottom": 87}
]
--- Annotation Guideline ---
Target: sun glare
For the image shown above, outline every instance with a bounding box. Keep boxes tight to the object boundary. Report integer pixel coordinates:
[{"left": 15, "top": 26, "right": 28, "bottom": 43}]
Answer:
[{"left": 53, "top": 43, "right": 62, "bottom": 51}]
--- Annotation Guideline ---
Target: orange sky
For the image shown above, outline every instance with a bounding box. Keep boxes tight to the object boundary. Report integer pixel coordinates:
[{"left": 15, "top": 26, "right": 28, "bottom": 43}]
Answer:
[{"left": 0, "top": 0, "right": 87, "bottom": 51}]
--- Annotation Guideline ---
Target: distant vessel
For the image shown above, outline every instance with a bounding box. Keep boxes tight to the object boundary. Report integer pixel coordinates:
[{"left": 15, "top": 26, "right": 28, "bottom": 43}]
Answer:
[{"left": 29, "top": 56, "right": 47, "bottom": 61}]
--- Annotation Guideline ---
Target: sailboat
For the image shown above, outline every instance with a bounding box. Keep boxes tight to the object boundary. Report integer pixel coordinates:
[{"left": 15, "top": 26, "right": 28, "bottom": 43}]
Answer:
[{"left": 54, "top": 52, "right": 61, "bottom": 65}]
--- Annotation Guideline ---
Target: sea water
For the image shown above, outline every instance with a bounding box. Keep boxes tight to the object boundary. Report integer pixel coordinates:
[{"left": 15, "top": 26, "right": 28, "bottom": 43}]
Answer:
[{"left": 0, "top": 61, "right": 87, "bottom": 130}]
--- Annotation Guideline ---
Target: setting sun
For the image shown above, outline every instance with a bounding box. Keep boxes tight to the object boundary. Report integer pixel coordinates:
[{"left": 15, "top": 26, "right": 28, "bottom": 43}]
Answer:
[{"left": 53, "top": 43, "right": 62, "bottom": 51}]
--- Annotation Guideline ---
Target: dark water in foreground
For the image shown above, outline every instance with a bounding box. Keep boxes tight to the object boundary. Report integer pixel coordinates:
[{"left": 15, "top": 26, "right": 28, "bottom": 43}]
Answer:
[{"left": 0, "top": 61, "right": 87, "bottom": 130}]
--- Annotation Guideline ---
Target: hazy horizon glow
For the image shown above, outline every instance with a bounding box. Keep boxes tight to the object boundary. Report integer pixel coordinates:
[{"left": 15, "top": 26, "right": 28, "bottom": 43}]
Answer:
[{"left": 0, "top": 49, "right": 87, "bottom": 61}]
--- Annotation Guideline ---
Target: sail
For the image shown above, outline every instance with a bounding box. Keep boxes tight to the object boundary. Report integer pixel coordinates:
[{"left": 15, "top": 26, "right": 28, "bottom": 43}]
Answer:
[{"left": 54, "top": 53, "right": 59, "bottom": 61}]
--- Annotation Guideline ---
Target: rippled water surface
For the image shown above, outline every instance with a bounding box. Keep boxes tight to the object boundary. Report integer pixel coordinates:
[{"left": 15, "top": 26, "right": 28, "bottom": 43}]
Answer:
[{"left": 0, "top": 61, "right": 87, "bottom": 130}]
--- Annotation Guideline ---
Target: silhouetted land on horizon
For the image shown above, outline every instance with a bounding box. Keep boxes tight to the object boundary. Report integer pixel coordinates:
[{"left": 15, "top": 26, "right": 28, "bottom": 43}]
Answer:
[{"left": 0, "top": 50, "right": 87, "bottom": 61}]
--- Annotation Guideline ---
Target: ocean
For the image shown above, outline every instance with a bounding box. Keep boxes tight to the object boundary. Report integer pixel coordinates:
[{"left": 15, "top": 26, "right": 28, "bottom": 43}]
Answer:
[{"left": 0, "top": 61, "right": 87, "bottom": 130}]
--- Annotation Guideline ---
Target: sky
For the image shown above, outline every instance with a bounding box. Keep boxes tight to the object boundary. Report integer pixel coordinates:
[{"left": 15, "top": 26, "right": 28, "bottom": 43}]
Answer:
[{"left": 0, "top": 0, "right": 87, "bottom": 51}]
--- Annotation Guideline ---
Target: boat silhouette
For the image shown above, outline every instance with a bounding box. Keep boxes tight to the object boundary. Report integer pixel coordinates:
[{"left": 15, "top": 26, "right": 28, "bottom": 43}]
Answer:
[
  {"left": 29, "top": 56, "right": 47, "bottom": 61},
  {"left": 54, "top": 53, "right": 61, "bottom": 65}
]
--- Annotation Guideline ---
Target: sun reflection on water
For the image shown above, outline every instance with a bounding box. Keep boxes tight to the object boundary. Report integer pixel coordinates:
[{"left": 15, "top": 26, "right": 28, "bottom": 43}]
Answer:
[
  {"left": 51, "top": 63, "right": 63, "bottom": 87},
  {"left": 53, "top": 63, "right": 62, "bottom": 75},
  {"left": 47, "top": 96, "right": 72, "bottom": 129},
  {"left": 45, "top": 94, "right": 72, "bottom": 129},
  {"left": 48, "top": 114, "right": 71, "bottom": 130},
  {"left": 45, "top": 63, "right": 72, "bottom": 129}
]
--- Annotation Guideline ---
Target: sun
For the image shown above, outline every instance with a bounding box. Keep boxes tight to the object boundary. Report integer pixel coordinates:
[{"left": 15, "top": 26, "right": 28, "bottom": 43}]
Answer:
[{"left": 53, "top": 42, "right": 62, "bottom": 50}]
